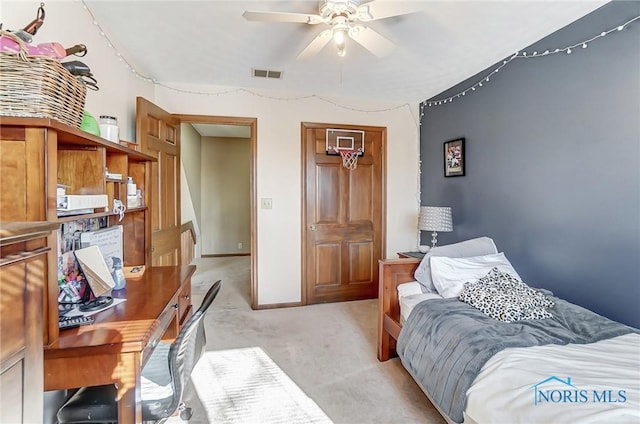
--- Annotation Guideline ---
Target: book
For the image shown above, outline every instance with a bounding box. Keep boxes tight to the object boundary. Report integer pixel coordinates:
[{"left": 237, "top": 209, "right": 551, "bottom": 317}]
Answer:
[
  {"left": 105, "top": 172, "right": 123, "bottom": 180},
  {"left": 80, "top": 225, "right": 123, "bottom": 270},
  {"left": 57, "top": 194, "right": 108, "bottom": 211},
  {"left": 73, "top": 245, "right": 116, "bottom": 297}
]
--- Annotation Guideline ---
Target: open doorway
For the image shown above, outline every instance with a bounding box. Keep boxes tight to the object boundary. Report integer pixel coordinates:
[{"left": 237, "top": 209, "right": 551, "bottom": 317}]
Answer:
[{"left": 176, "top": 115, "right": 257, "bottom": 309}]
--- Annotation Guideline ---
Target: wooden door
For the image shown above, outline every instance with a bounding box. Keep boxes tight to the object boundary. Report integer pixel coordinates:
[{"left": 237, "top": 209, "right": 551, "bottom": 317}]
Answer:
[
  {"left": 302, "top": 123, "right": 385, "bottom": 304},
  {"left": 136, "top": 97, "right": 181, "bottom": 266}
]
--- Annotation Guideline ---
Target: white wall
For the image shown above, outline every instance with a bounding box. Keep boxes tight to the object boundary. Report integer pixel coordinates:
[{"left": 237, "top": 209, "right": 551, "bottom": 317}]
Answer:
[
  {"left": 4, "top": 1, "right": 421, "bottom": 306},
  {"left": 180, "top": 164, "right": 201, "bottom": 259},
  {"left": 180, "top": 124, "right": 203, "bottom": 260},
  {"left": 156, "top": 85, "right": 420, "bottom": 305}
]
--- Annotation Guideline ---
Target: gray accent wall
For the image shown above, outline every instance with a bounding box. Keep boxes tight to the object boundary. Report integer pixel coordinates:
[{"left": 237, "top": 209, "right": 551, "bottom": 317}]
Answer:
[{"left": 420, "top": 2, "right": 639, "bottom": 328}]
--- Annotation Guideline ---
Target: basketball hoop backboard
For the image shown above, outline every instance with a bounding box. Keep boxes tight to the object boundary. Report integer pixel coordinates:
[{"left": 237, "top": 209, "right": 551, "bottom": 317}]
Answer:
[{"left": 326, "top": 129, "right": 364, "bottom": 156}]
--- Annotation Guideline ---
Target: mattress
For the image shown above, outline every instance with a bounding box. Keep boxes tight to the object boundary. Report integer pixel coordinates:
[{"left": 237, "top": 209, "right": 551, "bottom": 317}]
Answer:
[
  {"left": 396, "top": 289, "right": 640, "bottom": 424},
  {"left": 397, "top": 281, "right": 442, "bottom": 324},
  {"left": 464, "top": 333, "right": 640, "bottom": 423}
]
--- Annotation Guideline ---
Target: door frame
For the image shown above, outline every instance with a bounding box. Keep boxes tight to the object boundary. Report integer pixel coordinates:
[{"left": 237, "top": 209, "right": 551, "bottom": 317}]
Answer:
[
  {"left": 300, "top": 122, "right": 387, "bottom": 305},
  {"left": 174, "top": 114, "right": 258, "bottom": 309}
]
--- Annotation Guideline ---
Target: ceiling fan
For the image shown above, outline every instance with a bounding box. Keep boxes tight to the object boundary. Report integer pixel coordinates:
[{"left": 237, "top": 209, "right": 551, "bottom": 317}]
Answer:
[{"left": 242, "top": 0, "right": 421, "bottom": 59}]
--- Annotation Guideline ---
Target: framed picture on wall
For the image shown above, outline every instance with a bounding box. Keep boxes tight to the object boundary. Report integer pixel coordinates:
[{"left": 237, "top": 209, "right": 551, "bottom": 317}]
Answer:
[{"left": 444, "top": 137, "right": 465, "bottom": 177}]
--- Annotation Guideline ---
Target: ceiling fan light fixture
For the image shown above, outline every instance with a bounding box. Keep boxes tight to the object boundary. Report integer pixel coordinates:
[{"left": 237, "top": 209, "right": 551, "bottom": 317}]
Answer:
[
  {"left": 244, "top": 0, "right": 404, "bottom": 60},
  {"left": 332, "top": 24, "right": 348, "bottom": 57},
  {"left": 333, "top": 27, "right": 347, "bottom": 46}
]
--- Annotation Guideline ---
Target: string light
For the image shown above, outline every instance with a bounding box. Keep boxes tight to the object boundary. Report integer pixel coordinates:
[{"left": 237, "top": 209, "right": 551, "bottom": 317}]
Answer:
[
  {"left": 418, "top": 14, "right": 640, "bottom": 122},
  {"left": 80, "top": 0, "right": 414, "bottom": 117}
]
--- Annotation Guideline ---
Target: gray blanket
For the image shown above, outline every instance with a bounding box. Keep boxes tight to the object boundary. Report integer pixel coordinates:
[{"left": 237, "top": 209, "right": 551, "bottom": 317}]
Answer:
[{"left": 396, "top": 295, "right": 637, "bottom": 423}]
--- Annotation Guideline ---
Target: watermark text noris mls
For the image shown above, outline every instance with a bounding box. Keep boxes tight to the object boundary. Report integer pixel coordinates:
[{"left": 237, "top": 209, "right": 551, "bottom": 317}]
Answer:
[{"left": 531, "top": 377, "right": 627, "bottom": 405}]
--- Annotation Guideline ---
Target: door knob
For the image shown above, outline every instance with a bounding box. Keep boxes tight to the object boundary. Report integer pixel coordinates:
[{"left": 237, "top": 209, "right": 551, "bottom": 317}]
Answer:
[{"left": 309, "top": 224, "right": 316, "bottom": 231}]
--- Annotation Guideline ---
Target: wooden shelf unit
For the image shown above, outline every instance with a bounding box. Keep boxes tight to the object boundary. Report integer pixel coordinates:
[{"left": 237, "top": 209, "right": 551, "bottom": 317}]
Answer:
[{"left": 0, "top": 117, "right": 156, "bottom": 348}]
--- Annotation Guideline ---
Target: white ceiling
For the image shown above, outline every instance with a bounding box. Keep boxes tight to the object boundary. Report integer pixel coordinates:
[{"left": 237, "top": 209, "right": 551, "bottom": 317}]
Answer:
[{"left": 85, "top": 1, "right": 607, "bottom": 103}]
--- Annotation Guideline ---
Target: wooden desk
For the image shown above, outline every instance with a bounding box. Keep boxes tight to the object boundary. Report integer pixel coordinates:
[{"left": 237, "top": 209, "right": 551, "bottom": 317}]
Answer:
[{"left": 44, "top": 265, "right": 195, "bottom": 424}]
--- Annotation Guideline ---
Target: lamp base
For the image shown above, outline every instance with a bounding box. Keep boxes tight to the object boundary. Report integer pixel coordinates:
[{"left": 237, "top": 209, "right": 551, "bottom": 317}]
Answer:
[{"left": 431, "top": 231, "right": 439, "bottom": 248}]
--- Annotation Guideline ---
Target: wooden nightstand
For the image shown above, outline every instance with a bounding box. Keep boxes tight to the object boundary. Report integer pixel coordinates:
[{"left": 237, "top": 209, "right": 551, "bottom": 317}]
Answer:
[{"left": 397, "top": 251, "right": 426, "bottom": 259}]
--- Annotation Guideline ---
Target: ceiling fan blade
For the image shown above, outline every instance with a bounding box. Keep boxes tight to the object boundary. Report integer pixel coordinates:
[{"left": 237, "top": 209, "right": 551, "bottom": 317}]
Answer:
[
  {"left": 297, "top": 29, "right": 333, "bottom": 60},
  {"left": 348, "top": 26, "right": 395, "bottom": 57},
  {"left": 355, "top": 0, "right": 423, "bottom": 22},
  {"left": 242, "top": 10, "right": 325, "bottom": 24}
]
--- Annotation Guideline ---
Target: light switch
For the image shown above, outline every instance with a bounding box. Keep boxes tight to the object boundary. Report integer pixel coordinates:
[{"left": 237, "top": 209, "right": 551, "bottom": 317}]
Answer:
[{"left": 261, "top": 198, "right": 273, "bottom": 209}]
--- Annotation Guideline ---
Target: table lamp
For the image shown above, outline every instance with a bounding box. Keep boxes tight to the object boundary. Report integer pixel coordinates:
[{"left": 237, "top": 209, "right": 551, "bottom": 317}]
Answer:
[{"left": 419, "top": 206, "right": 453, "bottom": 251}]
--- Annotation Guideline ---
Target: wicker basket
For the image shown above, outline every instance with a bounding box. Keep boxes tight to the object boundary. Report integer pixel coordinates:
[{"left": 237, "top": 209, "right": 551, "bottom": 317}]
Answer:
[{"left": 0, "top": 32, "right": 86, "bottom": 128}]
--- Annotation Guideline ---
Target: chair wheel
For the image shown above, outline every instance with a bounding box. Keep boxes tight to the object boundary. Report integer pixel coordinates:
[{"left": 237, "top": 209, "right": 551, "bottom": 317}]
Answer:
[{"left": 179, "top": 406, "right": 193, "bottom": 420}]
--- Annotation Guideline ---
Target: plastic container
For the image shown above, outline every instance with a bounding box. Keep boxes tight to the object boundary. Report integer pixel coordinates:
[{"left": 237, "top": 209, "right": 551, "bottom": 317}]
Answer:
[
  {"left": 136, "top": 189, "right": 143, "bottom": 207},
  {"left": 126, "top": 177, "right": 136, "bottom": 196},
  {"left": 99, "top": 115, "right": 119, "bottom": 143},
  {"left": 126, "top": 177, "right": 138, "bottom": 208}
]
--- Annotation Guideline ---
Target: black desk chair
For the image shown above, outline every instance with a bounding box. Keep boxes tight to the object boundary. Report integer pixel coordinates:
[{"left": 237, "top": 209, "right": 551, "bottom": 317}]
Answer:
[{"left": 57, "top": 280, "right": 222, "bottom": 424}]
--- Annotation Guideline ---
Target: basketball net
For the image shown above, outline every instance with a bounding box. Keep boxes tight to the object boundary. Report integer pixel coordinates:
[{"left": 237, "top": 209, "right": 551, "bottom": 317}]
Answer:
[{"left": 333, "top": 147, "right": 361, "bottom": 170}]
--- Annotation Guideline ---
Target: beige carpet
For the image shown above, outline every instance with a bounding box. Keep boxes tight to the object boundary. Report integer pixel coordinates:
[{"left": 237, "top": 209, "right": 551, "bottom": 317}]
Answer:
[
  {"left": 171, "top": 256, "right": 445, "bottom": 424},
  {"left": 185, "top": 347, "right": 333, "bottom": 423}
]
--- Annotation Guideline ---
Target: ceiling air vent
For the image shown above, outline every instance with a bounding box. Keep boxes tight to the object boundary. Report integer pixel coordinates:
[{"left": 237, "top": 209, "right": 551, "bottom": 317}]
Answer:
[{"left": 252, "top": 68, "right": 283, "bottom": 79}]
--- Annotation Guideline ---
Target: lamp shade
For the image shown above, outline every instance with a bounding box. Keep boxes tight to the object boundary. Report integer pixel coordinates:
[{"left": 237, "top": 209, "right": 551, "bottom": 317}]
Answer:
[{"left": 419, "top": 206, "right": 453, "bottom": 232}]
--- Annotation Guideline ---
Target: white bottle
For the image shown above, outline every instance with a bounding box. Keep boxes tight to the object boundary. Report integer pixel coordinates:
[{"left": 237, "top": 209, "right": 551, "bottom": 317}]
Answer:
[{"left": 126, "top": 177, "right": 138, "bottom": 208}]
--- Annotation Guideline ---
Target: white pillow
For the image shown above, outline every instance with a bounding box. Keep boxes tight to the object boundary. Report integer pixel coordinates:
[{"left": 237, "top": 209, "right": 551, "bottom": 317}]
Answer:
[
  {"left": 430, "top": 252, "right": 521, "bottom": 298},
  {"left": 414, "top": 237, "right": 498, "bottom": 292},
  {"left": 397, "top": 281, "right": 424, "bottom": 298}
]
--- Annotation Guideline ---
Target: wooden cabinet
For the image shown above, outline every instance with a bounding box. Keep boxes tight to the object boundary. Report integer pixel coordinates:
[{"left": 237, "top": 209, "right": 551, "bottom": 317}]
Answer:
[
  {"left": 0, "top": 125, "right": 47, "bottom": 222},
  {"left": 0, "top": 117, "right": 156, "bottom": 348},
  {"left": 0, "top": 222, "right": 58, "bottom": 423},
  {"left": 0, "top": 118, "right": 193, "bottom": 423}
]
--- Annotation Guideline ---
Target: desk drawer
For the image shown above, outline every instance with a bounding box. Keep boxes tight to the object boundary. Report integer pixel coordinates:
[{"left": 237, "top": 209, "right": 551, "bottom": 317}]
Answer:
[
  {"left": 142, "top": 301, "right": 178, "bottom": 366},
  {"left": 0, "top": 261, "right": 26, "bottom": 364}
]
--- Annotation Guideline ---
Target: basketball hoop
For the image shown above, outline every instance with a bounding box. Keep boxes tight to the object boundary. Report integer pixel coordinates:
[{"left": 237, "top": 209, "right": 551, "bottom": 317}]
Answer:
[{"left": 333, "top": 147, "right": 361, "bottom": 170}]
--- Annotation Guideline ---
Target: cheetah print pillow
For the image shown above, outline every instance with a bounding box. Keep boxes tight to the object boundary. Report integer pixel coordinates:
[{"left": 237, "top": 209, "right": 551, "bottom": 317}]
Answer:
[{"left": 459, "top": 267, "right": 554, "bottom": 323}]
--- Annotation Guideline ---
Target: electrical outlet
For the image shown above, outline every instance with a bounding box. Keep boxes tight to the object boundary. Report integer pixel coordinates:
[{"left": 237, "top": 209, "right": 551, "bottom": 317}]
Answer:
[
  {"left": 237, "top": 242, "right": 243, "bottom": 250},
  {"left": 261, "top": 198, "right": 273, "bottom": 209}
]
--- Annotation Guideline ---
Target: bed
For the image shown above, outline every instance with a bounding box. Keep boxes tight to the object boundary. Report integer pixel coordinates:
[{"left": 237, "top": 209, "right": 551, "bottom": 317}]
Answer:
[{"left": 377, "top": 237, "right": 640, "bottom": 424}]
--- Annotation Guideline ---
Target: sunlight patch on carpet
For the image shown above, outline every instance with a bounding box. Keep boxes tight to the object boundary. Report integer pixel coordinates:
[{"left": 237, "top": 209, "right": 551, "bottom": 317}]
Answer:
[{"left": 189, "top": 347, "right": 333, "bottom": 423}]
